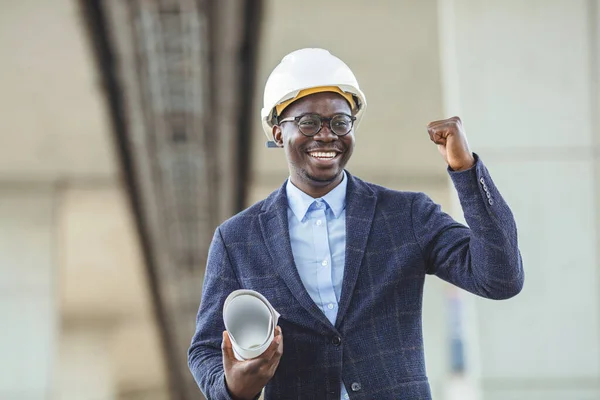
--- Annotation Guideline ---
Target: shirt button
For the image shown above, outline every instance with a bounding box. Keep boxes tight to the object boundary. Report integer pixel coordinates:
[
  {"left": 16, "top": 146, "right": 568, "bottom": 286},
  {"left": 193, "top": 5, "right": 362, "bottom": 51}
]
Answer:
[
  {"left": 322, "top": 260, "right": 328, "bottom": 267},
  {"left": 344, "top": 394, "right": 349, "bottom": 399},
  {"left": 351, "top": 382, "right": 361, "bottom": 392},
  {"left": 316, "top": 219, "right": 322, "bottom": 226},
  {"left": 327, "top": 303, "right": 334, "bottom": 310}
]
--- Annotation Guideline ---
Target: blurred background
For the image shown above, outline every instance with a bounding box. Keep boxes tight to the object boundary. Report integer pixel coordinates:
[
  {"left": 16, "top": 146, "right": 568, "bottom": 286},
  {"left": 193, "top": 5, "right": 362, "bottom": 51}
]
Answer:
[{"left": 1, "top": 0, "right": 598, "bottom": 399}]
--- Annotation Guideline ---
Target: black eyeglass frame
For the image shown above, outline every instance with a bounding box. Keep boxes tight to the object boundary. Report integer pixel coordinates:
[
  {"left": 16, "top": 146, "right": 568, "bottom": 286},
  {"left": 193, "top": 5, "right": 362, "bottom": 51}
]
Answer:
[{"left": 278, "top": 113, "right": 357, "bottom": 137}]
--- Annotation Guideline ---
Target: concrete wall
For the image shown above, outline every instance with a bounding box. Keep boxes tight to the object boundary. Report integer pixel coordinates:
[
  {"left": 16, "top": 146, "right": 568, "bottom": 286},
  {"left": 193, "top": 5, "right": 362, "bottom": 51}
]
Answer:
[{"left": 438, "top": 0, "right": 600, "bottom": 398}]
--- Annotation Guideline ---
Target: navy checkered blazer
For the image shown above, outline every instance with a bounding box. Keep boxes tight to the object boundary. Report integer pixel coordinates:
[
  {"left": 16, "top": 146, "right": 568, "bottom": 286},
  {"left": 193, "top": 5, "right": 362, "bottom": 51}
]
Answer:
[{"left": 188, "top": 156, "right": 524, "bottom": 400}]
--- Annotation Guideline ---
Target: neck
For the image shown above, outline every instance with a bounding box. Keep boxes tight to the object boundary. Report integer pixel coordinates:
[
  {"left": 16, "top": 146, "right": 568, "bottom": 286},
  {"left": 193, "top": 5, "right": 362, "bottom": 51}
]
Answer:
[{"left": 290, "top": 172, "right": 344, "bottom": 198}]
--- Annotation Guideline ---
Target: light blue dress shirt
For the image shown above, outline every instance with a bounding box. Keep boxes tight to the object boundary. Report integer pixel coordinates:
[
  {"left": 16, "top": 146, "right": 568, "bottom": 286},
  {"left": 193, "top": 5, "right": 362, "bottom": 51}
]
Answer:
[{"left": 286, "top": 171, "right": 350, "bottom": 400}]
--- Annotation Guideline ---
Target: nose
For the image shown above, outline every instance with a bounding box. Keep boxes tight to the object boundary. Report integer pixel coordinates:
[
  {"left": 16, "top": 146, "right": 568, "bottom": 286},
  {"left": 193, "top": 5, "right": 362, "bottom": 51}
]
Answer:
[{"left": 314, "top": 122, "right": 337, "bottom": 142}]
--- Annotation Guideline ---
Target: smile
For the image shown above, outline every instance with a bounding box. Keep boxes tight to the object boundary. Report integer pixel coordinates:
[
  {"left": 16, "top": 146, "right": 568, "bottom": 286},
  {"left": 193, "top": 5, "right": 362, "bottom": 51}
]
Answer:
[{"left": 308, "top": 151, "right": 339, "bottom": 160}]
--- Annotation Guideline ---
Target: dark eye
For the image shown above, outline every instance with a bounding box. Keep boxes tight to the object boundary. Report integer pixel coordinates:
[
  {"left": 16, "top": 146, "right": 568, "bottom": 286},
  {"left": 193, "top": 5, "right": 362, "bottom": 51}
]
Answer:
[
  {"left": 299, "top": 116, "right": 318, "bottom": 127},
  {"left": 332, "top": 115, "right": 351, "bottom": 128}
]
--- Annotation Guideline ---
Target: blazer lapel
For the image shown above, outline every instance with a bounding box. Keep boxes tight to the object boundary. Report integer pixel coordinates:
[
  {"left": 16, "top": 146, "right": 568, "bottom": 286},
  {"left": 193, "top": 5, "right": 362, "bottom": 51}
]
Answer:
[
  {"left": 258, "top": 184, "right": 334, "bottom": 332},
  {"left": 336, "top": 173, "right": 377, "bottom": 328}
]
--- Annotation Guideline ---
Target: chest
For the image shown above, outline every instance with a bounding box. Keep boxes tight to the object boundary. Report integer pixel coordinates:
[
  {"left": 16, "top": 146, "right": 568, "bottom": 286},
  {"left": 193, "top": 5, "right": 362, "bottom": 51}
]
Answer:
[
  {"left": 232, "top": 216, "right": 425, "bottom": 313},
  {"left": 287, "top": 207, "right": 346, "bottom": 268}
]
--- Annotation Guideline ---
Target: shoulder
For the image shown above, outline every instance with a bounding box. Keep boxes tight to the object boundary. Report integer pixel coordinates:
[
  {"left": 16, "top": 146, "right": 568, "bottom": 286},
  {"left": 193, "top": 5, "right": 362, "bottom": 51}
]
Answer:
[
  {"left": 217, "top": 187, "right": 280, "bottom": 238},
  {"left": 218, "top": 199, "right": 264, "bottom": 235},
  {"left": 349, "top": 173, "right": 429, "bottom": 209}
]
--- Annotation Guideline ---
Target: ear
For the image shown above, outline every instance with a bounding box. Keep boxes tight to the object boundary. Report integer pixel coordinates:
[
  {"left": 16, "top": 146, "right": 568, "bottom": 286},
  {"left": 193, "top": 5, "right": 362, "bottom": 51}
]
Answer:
[{"left": 272, "top": 125, "right": 284, "bottom": 148}]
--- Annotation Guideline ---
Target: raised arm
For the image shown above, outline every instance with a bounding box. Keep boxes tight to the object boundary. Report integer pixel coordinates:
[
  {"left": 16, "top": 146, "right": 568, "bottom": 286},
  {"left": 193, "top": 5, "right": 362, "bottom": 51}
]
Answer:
[{"left": 412, "top": 117, "right": 524, "bottom": 299}]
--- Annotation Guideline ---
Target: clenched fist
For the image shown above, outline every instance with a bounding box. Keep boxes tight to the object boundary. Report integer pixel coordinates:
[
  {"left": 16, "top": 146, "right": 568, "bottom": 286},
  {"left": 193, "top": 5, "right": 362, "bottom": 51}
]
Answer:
[{"left": 427, "top": 116, "right": 475, "bottom": 172}]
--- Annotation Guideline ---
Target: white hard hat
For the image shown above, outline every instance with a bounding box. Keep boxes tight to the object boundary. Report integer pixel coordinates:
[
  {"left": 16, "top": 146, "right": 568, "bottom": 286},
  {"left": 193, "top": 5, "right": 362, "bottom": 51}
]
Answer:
[{"left": 261, "top": 48, "right": 367, "bottom": 147}]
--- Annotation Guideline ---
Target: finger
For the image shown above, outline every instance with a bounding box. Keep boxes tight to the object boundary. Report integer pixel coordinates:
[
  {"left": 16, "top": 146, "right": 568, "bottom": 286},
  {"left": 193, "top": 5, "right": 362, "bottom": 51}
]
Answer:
[
  {"left": 427, "top": 129, "right": 437, "bottom": 141},
  {"left": 428, "top": 130, "right": 447, "bottom": 145},
  {"left": 427, "top": 116, "right": 461, "bottom": 128},
  {"left": 222, "top": 331, "right": 237, "bottom": 365},
  {"left": 266, "top": 330, "right": 284, "bottom": 374},
  {"left": 274, "top": 330, "right": 284, "bottom": 359},
  {"left": 427, "top": 123, "right": 446, "bottom": 137},
  {"left": 427, "top": 120, "right": 452, "bottom": 130},
  {"left": 427, "top": 122, "right": 454, "bottom": 134},
  {"left": 273, "top": 326, "right": 283, "bottom": 350},
  {"left": 262, "top": 334, "right": 282, "bottom": 361},
  {"left": 427, "top": 120, "right": 461, "bottom": 137},
  {"left": 267, "top": 327, "right": 284, "bottom": 362},
  {"left": 427, "top": 119, "right": 448, "bottom": 128},
  {"left": 256, "top": 328, "right": 283, "bottom": 362}
]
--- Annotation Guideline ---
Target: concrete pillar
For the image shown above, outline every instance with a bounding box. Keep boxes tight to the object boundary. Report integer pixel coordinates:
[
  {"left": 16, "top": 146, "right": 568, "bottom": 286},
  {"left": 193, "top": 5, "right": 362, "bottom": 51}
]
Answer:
[
  {"left": 437, "top": 0, "right": 600, "bottom": 399},
  {"left": 0, "top": 186, "right": 57, "bottom": 400},
  {"left": 55, "top": 327, "right": 115, "bottom": 400},
  {"left": 0, "top": 1, "right": 168, "bottom": 399}
]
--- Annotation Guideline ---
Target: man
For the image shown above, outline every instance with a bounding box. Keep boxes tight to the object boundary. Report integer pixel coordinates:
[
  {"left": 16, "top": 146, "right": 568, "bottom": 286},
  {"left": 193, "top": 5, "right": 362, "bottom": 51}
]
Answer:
[{"left": 188, "top": 48, "right": 524, "bottom": 400}]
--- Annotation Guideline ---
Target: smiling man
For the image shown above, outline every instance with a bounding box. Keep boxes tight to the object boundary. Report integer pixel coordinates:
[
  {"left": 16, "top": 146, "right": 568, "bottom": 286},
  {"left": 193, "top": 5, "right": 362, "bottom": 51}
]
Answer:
[{"left": 188, "top": 48, "right": 524, "bottom": 400}]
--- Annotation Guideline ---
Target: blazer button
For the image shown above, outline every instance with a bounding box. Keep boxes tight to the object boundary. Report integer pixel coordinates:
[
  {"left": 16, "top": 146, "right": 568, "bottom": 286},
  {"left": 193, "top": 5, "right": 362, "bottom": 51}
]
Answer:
[
  {"left": 331, "top": 336, "right": 342, "bottom": 346},
  {"left": 351, "top": 382, "right": 361, "bottom": 392}
]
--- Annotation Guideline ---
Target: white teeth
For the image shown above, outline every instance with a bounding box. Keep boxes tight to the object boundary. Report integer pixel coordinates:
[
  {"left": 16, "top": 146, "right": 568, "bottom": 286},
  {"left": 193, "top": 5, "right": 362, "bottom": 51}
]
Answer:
[{"left": 309, "top": 151, "right": 337, "bottom": 159}]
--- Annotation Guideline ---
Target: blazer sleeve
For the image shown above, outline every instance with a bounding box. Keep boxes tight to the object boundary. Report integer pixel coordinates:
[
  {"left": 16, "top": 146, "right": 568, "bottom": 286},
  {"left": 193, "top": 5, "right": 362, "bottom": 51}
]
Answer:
[
  {"left": 188, "top": 227, "right": 240, "bottom": 399},
  {"left": 411, "top": 154, "right": 524, "bottom": 300}
]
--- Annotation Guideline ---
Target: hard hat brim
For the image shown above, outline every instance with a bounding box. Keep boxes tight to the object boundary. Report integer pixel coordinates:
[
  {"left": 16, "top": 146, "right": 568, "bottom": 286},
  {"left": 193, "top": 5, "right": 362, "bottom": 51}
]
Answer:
[{"left": 261, "top": 84, "right": 367, "bottom": 143}]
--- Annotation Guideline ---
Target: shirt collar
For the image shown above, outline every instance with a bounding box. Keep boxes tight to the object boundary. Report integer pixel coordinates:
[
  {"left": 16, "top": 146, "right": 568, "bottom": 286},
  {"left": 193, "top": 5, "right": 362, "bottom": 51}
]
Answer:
[{"left": 286, "top": 171, "right": 347, "bottom": 222}]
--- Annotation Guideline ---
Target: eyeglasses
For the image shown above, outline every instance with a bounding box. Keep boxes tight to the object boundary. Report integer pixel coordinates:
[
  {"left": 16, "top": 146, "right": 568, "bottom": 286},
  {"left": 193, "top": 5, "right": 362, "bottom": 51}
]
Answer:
[{"left": 278, "top": 113, "right": 356, "bottom": 137}]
